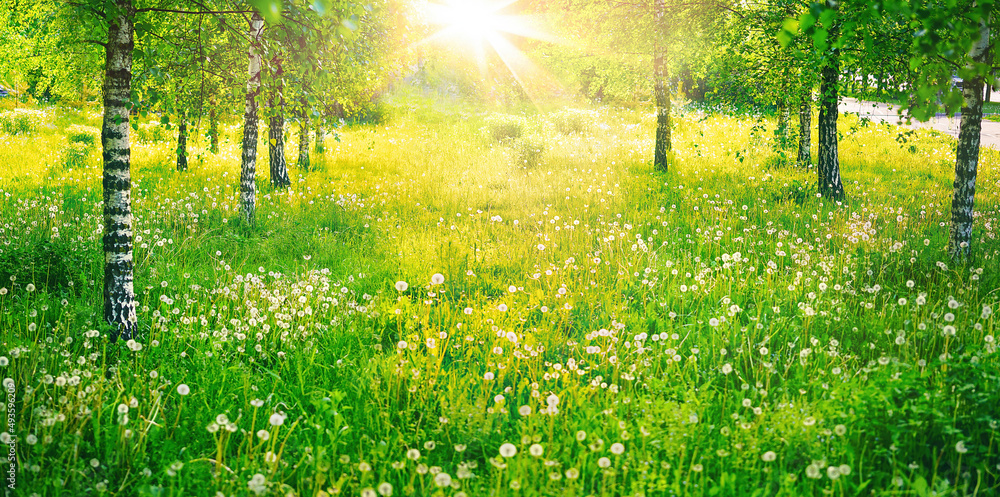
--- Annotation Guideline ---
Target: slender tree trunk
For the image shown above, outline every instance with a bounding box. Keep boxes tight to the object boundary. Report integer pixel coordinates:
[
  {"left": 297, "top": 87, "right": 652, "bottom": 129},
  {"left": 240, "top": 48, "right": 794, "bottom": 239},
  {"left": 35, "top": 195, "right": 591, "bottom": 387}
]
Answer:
[
  {"left": 652, "top": 0, "right": 671, "bottom": 171},
  {"left": 797, "top": 89, "right": 812, "bottom": 166},
  {"left": 314, "top": 120, "right": 325, "bottom": 154},
  {"left": 817, "top": 50, "right": 844, "bottom": 200},
  {"left": 101, "top": 0, "right": 137, "bottom": 341},
  {"left": 240, "top": 12, "right": 264, "bottom": 225},
  {"left": 176, "top": 115, "right": 188, "bottom": 171},
  {"left": 776, "top": 98, "right": 790, "bottom": 149},
  {"left": 208, "top": 106, "right": 219, "bottom": 154},
  {"left": 949, "top": 20, "right": 990, "bottom": 260},
  {"left": 268, "top": 56, "right": 290, "bottom": 188},
  {"left": 298, "top": 111, "right": 310, "bottom": 171}
]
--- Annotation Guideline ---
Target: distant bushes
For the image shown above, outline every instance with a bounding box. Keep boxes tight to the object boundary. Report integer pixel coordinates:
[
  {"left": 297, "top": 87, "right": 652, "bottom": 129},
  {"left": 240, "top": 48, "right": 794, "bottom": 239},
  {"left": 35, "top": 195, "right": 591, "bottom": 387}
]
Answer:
[
  {"left": 549, "top": 108, "right": 599, "bottom": 134},
  {"left": 67, "top": 124, "right": 98, "bottom": 147},
  {"left": 514, "top": 133, "right": 546, "bottom": 168},
  {"left": 482, "top": 113, "right": 548, "bottom": 168},
  {"left": 134, "top": 121, "right": 171, "bottom": 143},
  {"left": 64, "top": 125, "right": 98, "bottom": 168},
  {"left": 483, "top": 113, "right": 526, "bottom": 142},
  {"left": 0, "top": 109, "right": 44, "bottom": 135}
]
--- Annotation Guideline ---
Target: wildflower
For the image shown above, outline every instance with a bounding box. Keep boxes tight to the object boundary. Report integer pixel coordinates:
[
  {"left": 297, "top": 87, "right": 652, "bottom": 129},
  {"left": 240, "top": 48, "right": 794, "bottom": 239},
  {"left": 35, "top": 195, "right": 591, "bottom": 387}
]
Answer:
[
  {"left": 721, "top": 363, "right": 733, "bottom": 375},
  {"left": 484, "top": 372, "right": 494, "bottom": 380},
  {"left": 805, "top": 464, "right": 821, "bottom": 479},
  {"left": 26, "top": 283, "right": 35, "bottom": 292},
  {"left": 431, "top": 273, "right": 445, "bottom": 285},
  {"left": 454, "top": 444, "right": 466, "bottom": 452},
  {"left": 499, "top": 443, "right": 517, "bottom": 457},
  {"left": 433, "top": 472, "right": 452, "bottom": 487},
  {"left": 576, "top": 430, "right": 586, "bottom": 441},
  {"left": 257, "top": 429, "right": 270, "bottom": 441},
  {"left": 826, "top": 466, "right": 840, "bottom": 480},
  {"left": 762, "top": 451, "right": 777, "bottom": 462},
  {"left": 508, "top": 285, "right": 517, "bottom": 293},
  {"left": 424, "top": 441, "right": 436, "bottom": 450},
  {"left": 395, "top": 281, "right": 408, "bottom": 292},
  {"left": 497, "top": 304, "right": 508, "bottom": 312},
  {"left": 529, "top": 444, "right": 544, "bottom": 456},
  {"left": 956, "top": 441, "right": 969, "bottom": 454},
  {"left": 377, "top": 482, "right": 393, "bottom": 496},
  {"left": 692, "top": 464, "right": 704, "bottom": 472},
  {"left": 360, "top": 489, "right": 376, "bottom": 497},
  {"left": 519, "top": 405, "right": 531, "bottom": 416},
  {"left": 834, "top": 424, "right": 847, "bottom": 436},
  {"left": 610, "top": 443, "right": 625, "bottom": 455},
  {"left": 598, "top": 457, "right": 611, "bottom": 468},
  {"left": 406, "top": 448, "right": 421, "bottom": 460},
  {"left": 838, "top": 464, "right": 851, "bottom": 476},
  {"left": 464, "top": 307, "right": 473, "bottom": 315},
  {"left": 269, "top": 412, "right": 286, "bottom": 426},
  {"left": 565, "top": 468, "right": 579, "bottom": 479}
]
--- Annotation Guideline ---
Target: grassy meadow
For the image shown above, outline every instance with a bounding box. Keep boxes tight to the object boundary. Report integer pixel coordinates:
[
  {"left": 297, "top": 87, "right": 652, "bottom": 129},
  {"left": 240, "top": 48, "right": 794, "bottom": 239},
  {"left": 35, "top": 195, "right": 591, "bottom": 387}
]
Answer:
[{"left": 1, "top": 92, "right": 1000, "bottom": 496}]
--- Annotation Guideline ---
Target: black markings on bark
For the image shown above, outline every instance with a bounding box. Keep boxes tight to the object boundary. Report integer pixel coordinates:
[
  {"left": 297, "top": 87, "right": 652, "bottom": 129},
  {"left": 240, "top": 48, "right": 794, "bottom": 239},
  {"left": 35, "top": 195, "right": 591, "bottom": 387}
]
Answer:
[
  {"left": 817, "top": 52, "right": 844, "bottom": 200},
  {"left": 240, "top": 11, "right": 264, "bottom": 225},
  {"left": 797, "top": 90, "right": 812, "bottom": 166},
  {"left": 101, "top": 0, "right": 137, "bottom": 342},
  {"left": 298, "top": 112, "right": 310, "bottom": 171},
  {"left": 176, "top": 118, "right": 188, "bottom": 171},
  {"left": 948, "top": 20, "right": 990, "bottom": 260},
  {"left": 653, "top": 0, "right": 671, "bottom": 172}
]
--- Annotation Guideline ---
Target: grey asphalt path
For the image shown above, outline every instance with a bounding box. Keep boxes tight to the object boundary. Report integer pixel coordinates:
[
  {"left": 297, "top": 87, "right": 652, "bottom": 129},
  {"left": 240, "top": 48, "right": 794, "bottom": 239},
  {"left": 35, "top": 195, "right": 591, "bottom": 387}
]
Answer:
[{"left": 838, "top": 96, "right": 1000, "bottom": 150}]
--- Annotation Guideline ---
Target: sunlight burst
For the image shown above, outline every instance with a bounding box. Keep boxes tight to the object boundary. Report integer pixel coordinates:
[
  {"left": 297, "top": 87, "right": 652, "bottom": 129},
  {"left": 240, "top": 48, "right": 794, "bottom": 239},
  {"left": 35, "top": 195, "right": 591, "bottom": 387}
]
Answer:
[{"left": 422, "top": 0, "right": 562, "bottom": 103}]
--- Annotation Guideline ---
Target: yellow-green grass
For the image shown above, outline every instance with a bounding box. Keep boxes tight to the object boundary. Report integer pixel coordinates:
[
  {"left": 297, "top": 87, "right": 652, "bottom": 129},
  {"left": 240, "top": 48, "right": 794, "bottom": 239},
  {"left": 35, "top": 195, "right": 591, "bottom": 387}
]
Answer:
[{"left": 0, "top": 94, "right": 998, "bottom": 496}]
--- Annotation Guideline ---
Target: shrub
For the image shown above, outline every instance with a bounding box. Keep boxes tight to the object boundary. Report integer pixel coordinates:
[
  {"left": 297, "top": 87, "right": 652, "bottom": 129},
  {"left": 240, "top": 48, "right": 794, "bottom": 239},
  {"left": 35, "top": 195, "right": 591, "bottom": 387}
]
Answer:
[
  {"left": 0, "top": 109, "right": 42, "bottom": 135},
  {"left": 514, "top": 133, "right": 546, "bottom": 168},
  {"left": 549, "top": 108, "right": 598, "bottom": 134},
  {"left": 134, "top": 121, "right": 170, "bottom": 143},
  {"left": 64, "top": 143, "right": 92, "bottom": 169},
  {"left": 483, "top": 113, "right": 526, "bottom": 142},
  {"left": 66, "top": 124, "right": 99, "bottom": 148}
]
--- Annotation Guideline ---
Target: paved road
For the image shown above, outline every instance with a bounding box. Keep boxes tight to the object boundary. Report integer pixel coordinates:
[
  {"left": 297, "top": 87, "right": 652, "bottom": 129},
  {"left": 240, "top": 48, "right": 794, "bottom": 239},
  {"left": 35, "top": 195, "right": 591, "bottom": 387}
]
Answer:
[{"left": 838, "top": 97, "right": 1000, "bottom": 150}]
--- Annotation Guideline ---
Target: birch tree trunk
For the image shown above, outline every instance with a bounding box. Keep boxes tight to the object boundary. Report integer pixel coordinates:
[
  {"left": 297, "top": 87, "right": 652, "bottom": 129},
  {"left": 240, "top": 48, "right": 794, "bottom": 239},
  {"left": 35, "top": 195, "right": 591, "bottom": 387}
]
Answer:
[
  {"left": 298, "top": 111, "right": 310, "bottom": 171},
  {"left": 817, "top": 50, "right": 844, "bottom": 200},
  {"left": 652, "top": 0, "right": 671, "bottom": 172},
  {"left": 208, "top": 105, "right": 219, "bottom": 154},
  {"left": 176, "top": 115, "right": 188, "bottom": 171},
  {"left": 240, "top": 12, "right": 264, "bottom": 225},
  {"left": 314, "top": 121, "right": 325, "bottom": 154},
  {"left": 268, "top": 56, "right": 290, "bottom": 188},
  {"left": 101, "top": 0, "right": 137, "bottom": 341},
  {"left": 797, "top": 89, "right": 812, "bottom": 166},
  {"left": 776, "top": 98, "right": 790, "bottom": 149},
  {"left": 948, "top": 19, "right": 990, "bottom": 260}
]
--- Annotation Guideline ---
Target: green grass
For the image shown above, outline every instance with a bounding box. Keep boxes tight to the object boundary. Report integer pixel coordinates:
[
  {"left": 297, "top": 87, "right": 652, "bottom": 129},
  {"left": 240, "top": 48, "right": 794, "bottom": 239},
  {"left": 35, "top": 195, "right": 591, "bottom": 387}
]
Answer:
[{"left": 1, "top": 93, "right": 999, "bottom": 496}]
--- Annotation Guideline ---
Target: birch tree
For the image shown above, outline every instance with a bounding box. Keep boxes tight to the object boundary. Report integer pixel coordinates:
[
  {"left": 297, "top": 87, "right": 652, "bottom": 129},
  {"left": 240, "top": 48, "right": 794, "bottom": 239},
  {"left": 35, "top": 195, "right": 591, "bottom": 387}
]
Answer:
[
  {"left": 653, "top": 0, "right": 671, "bottom": 171},
  {"left": 240, "top": 10, "right": 264, "bottom": 225},
  {"left": 101, "top": 0, "right": 138, "bottom": 340}
]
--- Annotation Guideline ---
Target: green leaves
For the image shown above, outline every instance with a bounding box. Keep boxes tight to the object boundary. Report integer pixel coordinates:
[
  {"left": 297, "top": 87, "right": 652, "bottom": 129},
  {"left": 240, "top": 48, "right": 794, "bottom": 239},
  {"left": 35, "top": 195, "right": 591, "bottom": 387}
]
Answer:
[{"left": 250, "top": 0, "right": 283, "bottom": 24}]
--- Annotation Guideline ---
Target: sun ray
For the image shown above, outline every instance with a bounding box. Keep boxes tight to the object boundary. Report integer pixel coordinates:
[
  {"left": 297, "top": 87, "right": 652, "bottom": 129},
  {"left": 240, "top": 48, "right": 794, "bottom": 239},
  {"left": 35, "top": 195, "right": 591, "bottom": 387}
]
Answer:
[{"left": 417, "top": 0, "right": 567, "bottom": 104}]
